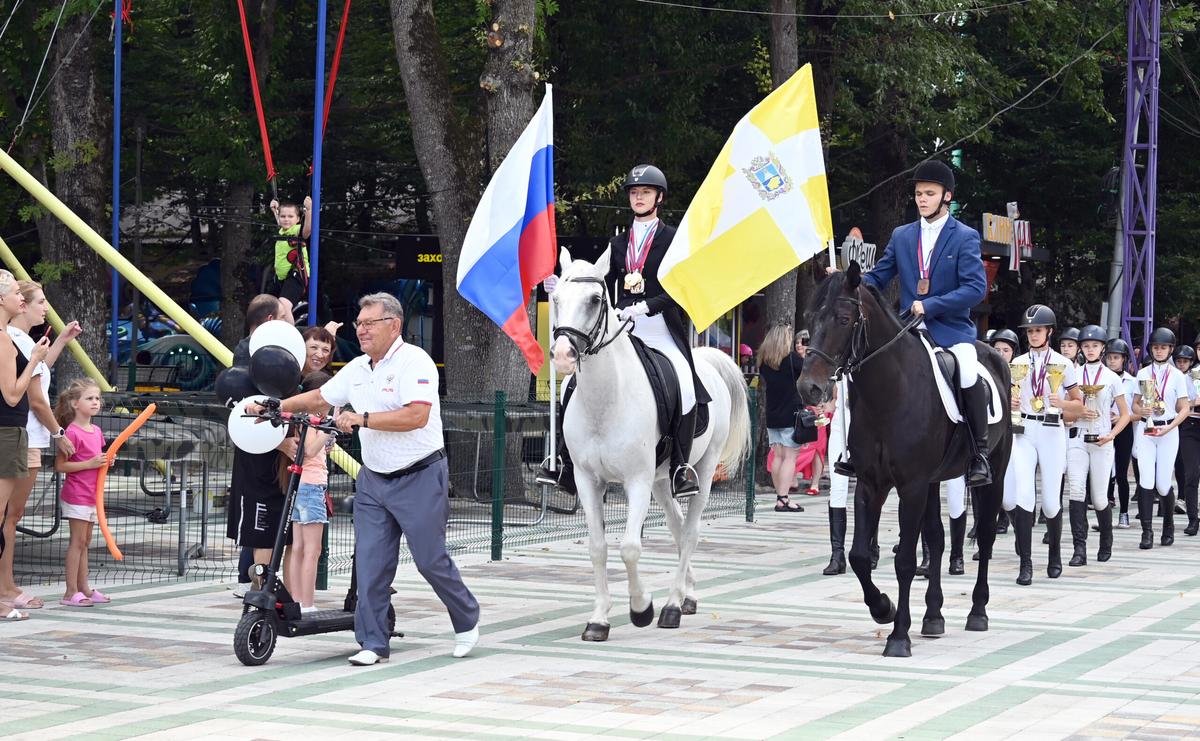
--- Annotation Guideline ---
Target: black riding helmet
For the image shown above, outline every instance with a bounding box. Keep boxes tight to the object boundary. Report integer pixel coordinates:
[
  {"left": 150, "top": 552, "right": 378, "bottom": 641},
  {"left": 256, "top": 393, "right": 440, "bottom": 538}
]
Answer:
[
  {"left": 1019, "top": 304, "right": 1056, "bottom": 328},
  {"left": 1106, "top": 338, "right": 1131, "bottom": 358},
  {"left": 1078, "top": 325, "right": 1107, "bottom": 344},
  {"left": 1059, "top": 326, "right": 1081, "bottom": 343},
  {"left": 1174, "top": 345, "right": 1196, "bottom": 362},
  {"left": 1149, "top": 327, "right": 1177, "bottom": 346},
  {"left": 990, "top": 328, "right": 1020, "bottom": 352},
  {"left": 623, "top": 164, "right": 668, "bottom": 194},
  {"left": 909, "top": 159, "right": 956, "bottom": 192}
]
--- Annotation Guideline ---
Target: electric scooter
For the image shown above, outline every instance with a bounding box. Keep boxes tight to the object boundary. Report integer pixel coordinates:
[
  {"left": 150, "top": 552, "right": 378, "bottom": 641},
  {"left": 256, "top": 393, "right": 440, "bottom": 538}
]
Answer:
[{"left": 233, "top": 400, "right": 401, "bottom": 666}]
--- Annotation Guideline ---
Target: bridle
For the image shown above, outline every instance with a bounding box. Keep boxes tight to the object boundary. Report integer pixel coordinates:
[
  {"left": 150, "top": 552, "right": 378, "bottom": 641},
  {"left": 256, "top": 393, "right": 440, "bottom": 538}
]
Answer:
[
  {"left": 551, "top": 276, "right": 632, "bottom": 359},
  {"left": 805, "top": 288, "right": 923, "bottom": 381}
]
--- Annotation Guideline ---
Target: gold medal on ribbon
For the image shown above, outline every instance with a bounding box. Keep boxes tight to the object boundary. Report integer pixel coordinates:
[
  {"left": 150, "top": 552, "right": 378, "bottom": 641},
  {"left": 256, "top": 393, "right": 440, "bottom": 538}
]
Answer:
[
  {"left": 624, "top": 270, "right": 645, "bottom": 294},
  {"left": 1031, "top": 397, "right": 1044, "bottom": 413}
]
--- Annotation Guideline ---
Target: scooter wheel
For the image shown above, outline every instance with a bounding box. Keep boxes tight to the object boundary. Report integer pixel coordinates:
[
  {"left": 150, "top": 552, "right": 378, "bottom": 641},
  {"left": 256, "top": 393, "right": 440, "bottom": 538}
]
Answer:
[{"left": 234, "top": 610, "right": 277, "bottom": 666}]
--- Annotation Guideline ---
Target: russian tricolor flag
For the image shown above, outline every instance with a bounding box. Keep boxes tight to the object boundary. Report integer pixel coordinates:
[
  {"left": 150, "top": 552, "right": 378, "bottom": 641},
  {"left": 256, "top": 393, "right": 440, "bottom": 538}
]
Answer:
[{"left": 456, "top": 85, "right": 557, "bottom": 373}]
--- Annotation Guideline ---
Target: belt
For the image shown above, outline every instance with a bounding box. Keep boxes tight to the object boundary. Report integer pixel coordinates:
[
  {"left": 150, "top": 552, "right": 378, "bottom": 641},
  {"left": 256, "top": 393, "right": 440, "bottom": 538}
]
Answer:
[
  {"left": 372, "top": 449, "right": 446, "bottom": 480},
  {"left": 1020, "top": 412, "right": 1062, "bottom": 423},
  {"left": 1068, "top": 428, "right": 1079, "bottom": 439},
  {"left": 1148, "top": 420, "right": 1169, "bottom": 428}
]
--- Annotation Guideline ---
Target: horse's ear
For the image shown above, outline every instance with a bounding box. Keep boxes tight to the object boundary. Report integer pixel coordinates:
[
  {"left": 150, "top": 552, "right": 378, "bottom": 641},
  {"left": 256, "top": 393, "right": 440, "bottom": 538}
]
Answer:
[
  {"left": 845, "top": 260, "right": 862, "bottom": 289},
  {"left": 559, "top": 246, "right": 573, "bottom": 273},
  {"left": 595, "top": 246, "right": 612, "bottom": 276}
]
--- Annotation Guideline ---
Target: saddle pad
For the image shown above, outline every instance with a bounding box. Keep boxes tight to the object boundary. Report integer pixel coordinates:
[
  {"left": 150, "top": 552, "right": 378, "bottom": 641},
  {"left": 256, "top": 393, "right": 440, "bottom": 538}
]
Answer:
[
  {"left": 917, "top": 335, "right": 1003, "bottom": 426},
  {"left": 629, "top": 336, "right": 679, "bottom": 437}
]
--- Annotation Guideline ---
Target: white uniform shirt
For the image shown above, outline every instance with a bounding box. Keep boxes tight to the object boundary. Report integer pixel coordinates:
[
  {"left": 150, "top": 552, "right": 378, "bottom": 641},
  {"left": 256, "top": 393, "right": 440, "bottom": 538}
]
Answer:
[
  {"left": 918, "top": 212, "right": 949, "bottom": 274},
  {"left": 320, "top": 336, "right": 443, "bottom": 472},
  {"left": 1077, "top": 362, "right": 1124, "bottom": 437},
  {"left": 1134, "top": 362, "right": 1191, "bottom": 424},
  {"left": 1012, "top": 348, "right": 1079, "bottom": 416},
  {"left": 7, "top": 326, "right": 51, "bottom": 448}
]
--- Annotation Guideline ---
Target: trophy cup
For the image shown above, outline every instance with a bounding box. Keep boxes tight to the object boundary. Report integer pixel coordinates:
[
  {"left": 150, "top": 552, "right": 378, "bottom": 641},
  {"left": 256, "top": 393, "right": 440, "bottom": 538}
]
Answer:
[
  {"left": 1079, "top": 384, "right": 1106, "bottom": 443},
  {"left": 1045, "top": 363, "right": 1066, "bottom": 425},
  {"left": 1009, "top": 363, "right": 1029, "bottom": 433},
  {"left": 1139, "top": 378, "right": 1166, "bottom": 424},
  {"left": 1190, "top": 368, "right": 1200, "bottom": 400}
]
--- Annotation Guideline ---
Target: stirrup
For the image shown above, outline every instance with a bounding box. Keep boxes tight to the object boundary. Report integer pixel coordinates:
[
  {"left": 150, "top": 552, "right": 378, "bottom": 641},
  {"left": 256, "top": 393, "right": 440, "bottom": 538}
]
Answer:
[
  {"left": 833, "top": 454, "right": 855, "bottom": 477},
  {"left": 671, "top": 464, "right": 700, "bottom": 499},
  {"left": 536, "top": 456, "right": 563, "bottom": 486}
]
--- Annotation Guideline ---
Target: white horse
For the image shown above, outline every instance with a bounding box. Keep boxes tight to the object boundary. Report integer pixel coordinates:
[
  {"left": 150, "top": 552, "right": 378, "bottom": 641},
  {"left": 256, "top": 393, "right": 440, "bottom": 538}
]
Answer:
[{"left": 550, "top": 248, "right": 752, "bottom": 641}]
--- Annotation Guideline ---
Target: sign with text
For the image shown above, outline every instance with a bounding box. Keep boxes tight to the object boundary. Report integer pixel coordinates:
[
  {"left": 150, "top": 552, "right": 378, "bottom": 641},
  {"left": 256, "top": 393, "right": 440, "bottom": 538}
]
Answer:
[
  {"left": 838, "top": 227, "right": 878, "bottom": 272},
  {"left": 982, "top": 211, "right": 1033, "bottom": 271}
]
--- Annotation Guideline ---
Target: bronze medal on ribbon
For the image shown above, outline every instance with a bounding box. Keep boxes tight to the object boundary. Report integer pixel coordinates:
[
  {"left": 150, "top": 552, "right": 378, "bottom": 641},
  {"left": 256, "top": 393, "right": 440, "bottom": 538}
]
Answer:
[{"left": 917, "top": 278, "right": 930, "bottom": 296}]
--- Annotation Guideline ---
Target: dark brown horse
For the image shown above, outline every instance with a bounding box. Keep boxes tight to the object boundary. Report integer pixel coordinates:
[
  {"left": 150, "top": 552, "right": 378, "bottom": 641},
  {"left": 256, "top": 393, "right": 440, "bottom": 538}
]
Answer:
[{"left": 798, "top": 263, "right": 1012, "bottom": 657}]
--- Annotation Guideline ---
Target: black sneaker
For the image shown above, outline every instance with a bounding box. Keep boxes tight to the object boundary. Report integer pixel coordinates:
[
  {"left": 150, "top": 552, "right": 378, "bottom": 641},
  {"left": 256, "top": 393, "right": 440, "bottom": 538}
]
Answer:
[{"left": 536, "top": 457, "right": 576, "bottom": 496}]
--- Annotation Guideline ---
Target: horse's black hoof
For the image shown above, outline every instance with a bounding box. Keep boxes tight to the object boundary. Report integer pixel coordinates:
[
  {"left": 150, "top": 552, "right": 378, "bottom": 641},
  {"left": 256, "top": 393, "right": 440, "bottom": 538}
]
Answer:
[
  {"left": 871, "top": 594, "right": 896, "bottom": 624},
  {"left": 883, "top": 637, "right": 912, "bottom": 658},
  {"left": 630, "top": 601, "right": 655, "bottom": 628},
  {"left": 680, "top": 597, "right": 697, "bottom": 615},
  {"left": 657, "top": 605, "right": 682, "bottom": 629},
  {"left": 921, "top": 617, "right": 945, "bottom": 636},
  {"left": 965, "top": 613, "right": 989, "bottom": 632},
  {"left": 582, "top": 623, "right": 610, "bottom": 641}
]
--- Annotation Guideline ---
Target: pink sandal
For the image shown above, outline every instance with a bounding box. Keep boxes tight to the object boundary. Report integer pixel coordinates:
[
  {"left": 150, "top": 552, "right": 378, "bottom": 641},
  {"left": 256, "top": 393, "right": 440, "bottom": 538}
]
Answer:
[
  {"left": 12, "top": 592, "right": 45, "bottom": 609},
  {"left": 86, "top": 590, "right": 111, "bottom": 604},
  {"left": 59, "top": 592, "right": 94, "bottom": 607}
]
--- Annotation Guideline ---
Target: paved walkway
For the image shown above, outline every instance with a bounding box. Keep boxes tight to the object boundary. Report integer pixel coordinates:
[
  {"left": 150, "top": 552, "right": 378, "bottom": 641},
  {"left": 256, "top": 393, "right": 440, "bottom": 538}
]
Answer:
[{"left": 4, "top": 493, "right": 1200, "bottom": 740}]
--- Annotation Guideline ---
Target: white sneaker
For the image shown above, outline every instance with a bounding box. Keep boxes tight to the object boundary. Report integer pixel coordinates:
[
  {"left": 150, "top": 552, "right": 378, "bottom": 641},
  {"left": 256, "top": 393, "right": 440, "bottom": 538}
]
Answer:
[
  {"left": 231, "top": 585, "right": 247, "bottom": 599},
  {"left": 348, "top": 649, "right": 388, "bottom": 666},
  {"left": 300, "top": 605, "right": 319, "bottom": 615},
  {"left": 453, "top": 626, "right": 479, "bottom": 658}
]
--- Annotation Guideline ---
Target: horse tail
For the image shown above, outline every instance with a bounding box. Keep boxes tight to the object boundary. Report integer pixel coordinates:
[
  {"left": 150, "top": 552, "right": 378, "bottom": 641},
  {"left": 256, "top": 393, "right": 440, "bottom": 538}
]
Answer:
[{"left": 694, "top": 347, "right": 752, "bottom": 477}]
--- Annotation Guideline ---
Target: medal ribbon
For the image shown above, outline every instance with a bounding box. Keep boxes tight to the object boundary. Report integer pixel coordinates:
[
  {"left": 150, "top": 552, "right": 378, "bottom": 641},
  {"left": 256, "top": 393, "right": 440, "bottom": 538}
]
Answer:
[
  {"left": 1151, "top": 363, "right": 1170, "bottom": 411},
  {"left": 1030, "top": 352, "right": 1050, "bottom": 400},
  {"left": 1083, "top": 364, "right": 1101, "bottom": 386},
  {"left": 917, "top": 230, "right": 930, "bottom": 281},
  {"left": 626, "top": 220, "right": 658, "bottom": 274}
]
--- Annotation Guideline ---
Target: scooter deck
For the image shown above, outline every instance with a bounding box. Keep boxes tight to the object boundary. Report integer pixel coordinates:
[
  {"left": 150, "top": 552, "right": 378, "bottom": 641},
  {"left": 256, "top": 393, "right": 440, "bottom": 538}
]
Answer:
[{"left": 282, "top": 609, "right": 356, "bottom": 637}]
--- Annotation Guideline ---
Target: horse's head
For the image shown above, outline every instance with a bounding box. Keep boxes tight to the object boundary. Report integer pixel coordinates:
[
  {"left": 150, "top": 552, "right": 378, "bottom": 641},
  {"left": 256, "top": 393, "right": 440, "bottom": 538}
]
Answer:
[
  {"left": 551, "top": 246, "right": 614, "bottom": 375},
  {"left": 797, "top": 261, "right": 865, "bottom": 404}
]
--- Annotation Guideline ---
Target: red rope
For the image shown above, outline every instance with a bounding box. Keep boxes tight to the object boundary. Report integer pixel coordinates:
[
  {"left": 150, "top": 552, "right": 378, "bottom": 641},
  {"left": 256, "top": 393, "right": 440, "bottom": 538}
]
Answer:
[
  {"left": 235, "top": 0, "right": 276, "bottom": 182},
  {"left": 321, "top": 0, "right": 351, "bottom": 138}
]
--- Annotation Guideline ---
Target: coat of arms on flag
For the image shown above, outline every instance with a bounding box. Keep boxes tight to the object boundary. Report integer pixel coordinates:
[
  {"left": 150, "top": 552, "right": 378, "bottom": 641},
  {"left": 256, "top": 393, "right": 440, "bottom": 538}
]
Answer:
[{"left": 743, "top": 154, "right": 793, "bottom": 201}]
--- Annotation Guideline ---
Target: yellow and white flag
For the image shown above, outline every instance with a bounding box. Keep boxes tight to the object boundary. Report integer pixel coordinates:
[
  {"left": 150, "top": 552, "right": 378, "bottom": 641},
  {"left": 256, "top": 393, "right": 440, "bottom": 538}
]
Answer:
[{"left": 658, "top": 64, "right": 832, "bottom": 331}]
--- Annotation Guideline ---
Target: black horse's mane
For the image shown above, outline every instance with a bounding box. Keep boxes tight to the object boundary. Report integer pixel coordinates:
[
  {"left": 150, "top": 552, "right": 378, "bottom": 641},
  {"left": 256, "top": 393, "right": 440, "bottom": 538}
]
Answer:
[{"left": 807, "top": 271, "right": 900, "bottom": 332}]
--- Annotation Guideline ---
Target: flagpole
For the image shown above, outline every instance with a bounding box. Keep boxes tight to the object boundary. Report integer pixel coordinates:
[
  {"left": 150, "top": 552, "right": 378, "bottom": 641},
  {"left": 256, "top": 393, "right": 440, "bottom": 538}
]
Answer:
[
  {"left": 828, "top": 238, "right": 837, "bottom": 269},
  {"left": 547, "top": 290, "right": 557, "bottom": 477}
]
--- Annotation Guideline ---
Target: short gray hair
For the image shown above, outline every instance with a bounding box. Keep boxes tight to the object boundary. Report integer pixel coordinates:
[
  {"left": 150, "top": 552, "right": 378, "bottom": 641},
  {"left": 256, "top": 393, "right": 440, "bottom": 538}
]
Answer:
[
  {"left": 0, "top": 269, "right": 14, "bottom": 297},
  {"left": 358, "top": 292, "right": 404, "bottom": 321}
]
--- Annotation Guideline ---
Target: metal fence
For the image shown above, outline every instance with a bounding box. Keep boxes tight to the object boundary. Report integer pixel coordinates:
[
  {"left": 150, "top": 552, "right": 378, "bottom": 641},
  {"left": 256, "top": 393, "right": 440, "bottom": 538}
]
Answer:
[{"left": 11, "top": 391, "right": 759, "bottom": 586}]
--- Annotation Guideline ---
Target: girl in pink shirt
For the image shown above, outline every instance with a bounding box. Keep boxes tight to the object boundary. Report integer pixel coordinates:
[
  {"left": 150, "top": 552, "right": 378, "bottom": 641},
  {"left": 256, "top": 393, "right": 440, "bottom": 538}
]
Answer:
[
  {"left": 278, "top": 372, "right": 332, "bottom": 613},
  {"left": 53, "top": 379, "right": 110, "bottom": 607}
]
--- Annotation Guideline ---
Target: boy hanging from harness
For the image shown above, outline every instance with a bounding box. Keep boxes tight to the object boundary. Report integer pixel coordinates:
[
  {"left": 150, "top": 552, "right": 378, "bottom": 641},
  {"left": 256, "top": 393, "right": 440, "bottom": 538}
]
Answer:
[{"left": 269, "top": 196, "right": 313, "bottom": 319}]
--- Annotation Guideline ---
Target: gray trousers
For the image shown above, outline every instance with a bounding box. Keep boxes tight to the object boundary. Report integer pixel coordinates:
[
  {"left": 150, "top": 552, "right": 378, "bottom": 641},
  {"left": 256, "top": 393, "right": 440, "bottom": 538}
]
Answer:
[{"left": 354, "top": 459, "right": 479, "bottom": 656}]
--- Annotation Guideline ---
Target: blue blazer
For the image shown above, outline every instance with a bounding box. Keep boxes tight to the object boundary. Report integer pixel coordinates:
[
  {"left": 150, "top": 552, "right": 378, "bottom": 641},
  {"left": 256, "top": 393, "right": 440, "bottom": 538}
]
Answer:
[{"left": 862, "top": 216, "right": 986, "bottom": 347}]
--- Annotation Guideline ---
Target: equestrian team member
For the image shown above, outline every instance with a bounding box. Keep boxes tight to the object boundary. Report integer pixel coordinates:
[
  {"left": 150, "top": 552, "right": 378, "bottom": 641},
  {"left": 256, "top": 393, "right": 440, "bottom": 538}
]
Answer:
[
  {"left": 1058, "top": 327, "right": 1081, "bottom": 365},
  {"left": 1105, "top": 338, "right": 1138, "bottom": 529},
  {"left": 824, "top": 374, "right": 849, "bottom": 576},
  {"left": 986, "top": 329, "right": 1021, "bottom": 537},
  {"left": 1173, "top": 343, "right": 1200, "bottom": 536},
  {"left": 1132, "top": 328, "right": 1192, "bottom": 549},
  {"left": 1064, "top": 325, "right": 1131, "bottom": 566},
  {"left": 262, "top": 293, "right": 480, "bottom": 665},
  {"left": 540, "top": 164, "right": 711, "bottom": 499},
  {"left": 1006, "top": 305, "right": 1083, "bottom": 585}
]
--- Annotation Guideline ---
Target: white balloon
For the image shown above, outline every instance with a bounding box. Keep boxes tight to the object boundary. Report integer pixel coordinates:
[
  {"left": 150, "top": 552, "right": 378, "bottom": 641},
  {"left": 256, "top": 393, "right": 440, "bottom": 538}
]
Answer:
[
  {"left": 249, "top": 320, "right": 306, "bottom": 368},
  {"left": 228, "top": 395, "right": 287, "bottom": 454}
]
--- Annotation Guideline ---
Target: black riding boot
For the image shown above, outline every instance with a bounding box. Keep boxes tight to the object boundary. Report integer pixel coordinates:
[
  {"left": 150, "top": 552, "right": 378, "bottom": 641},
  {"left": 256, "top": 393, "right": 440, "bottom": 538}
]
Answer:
[
  {"left": 537, "top": 381, "right": 577, "bottom": 495},
  {"left": 948, "top": 513, "right": 966, "bottom": 575},
  {"left": 1097, "top": 505, "right": 1113, "bottom": 562},
  {"left": 823, "top": 507, "right": 847, "bottom": 575},
  {"left": 915, "top": 535, "right": 931, "bottom": 578},
  {"left": 1161, "top": 489, "right": 1176, "bottom": 546},
  {"left": 670, "top": 408, "right": 700, "bottom": 498},
  {"left": 967, "top": 491, "right": 980, "bottom": 539},
  {"left": 1068, "top": 500, "right": 1088, "bottom": 567},
  {"left": 1138, "top": 487, "right": 1155, "bottom": 549},
  {"left": 1185, "top": 482, "right": 1200, "bottom": 535},
  {"left": 963, "top": 381, "right": 993, "bottom": 486},
  {"left": 1046, "top": 511, "right": 1063, "bottom": 578},
  {"left": 996, "top": 507, "right": 1010, "bottom": 533},
  {"left": 869, "top": 534, "right": 880, "bottom": 570},
  {"left": 1012, "top": 507, "right": 1034, "bottom": 586}
]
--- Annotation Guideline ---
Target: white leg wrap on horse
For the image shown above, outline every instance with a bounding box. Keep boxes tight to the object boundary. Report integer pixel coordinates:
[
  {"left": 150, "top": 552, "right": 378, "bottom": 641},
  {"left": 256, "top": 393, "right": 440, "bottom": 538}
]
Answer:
[
  {"left": 949, "top": 342, "right": 978, "bottom": 388},
  {"left": 946, "top": 477, "right": 966, "bottom": 518},
  {"left": 631, "top": 314, "right": 696, "bottom": 413}
]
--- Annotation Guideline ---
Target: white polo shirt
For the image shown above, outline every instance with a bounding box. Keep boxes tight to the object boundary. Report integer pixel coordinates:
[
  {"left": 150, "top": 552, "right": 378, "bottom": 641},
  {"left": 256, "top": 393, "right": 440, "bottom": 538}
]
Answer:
[
  {"left": 320, "top": 336, "right": 443, "bottom": 473},
  {"left": 1135, "top": 362, "right": 1191, "bottom": 424}
]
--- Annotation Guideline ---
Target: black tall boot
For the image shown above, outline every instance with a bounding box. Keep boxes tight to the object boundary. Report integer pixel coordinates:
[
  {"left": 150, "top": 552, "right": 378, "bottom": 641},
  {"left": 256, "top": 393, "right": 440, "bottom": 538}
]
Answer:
[
  {"left": 1138, "top": 487, "right": 1155, "bottom": 549},
  {"left": 996, "top": 507, "right": 1010, "bottom": 534},
  {"left": 1068, "top": 500, "right": 1088, "bottom": 567},
  {"left": 963, "top": 381, "right": 993, "bottom": 486},
  {"left": 1186, "top": 484, "right": 1199, "bottom": 536},
  {"left": 915, "top": 535, "right": 931, "bottom": 578},
  {"left": 1161, "top": 489, "right": 1176, "bottom": 546},
  {"left": 1096, "top": 505, "right": 1113, "bottom": 562},
  {"left": 536, "top": 381, "right": 577, "bottom": 495},
  {"left": 1046, "top": 510, "right": 1063, "bottom": 579},
  {"left": 967, "top": 491, "right": 980, "bottom": 539},
  {"left": 823, "top": 507, "right": 847, "bottom": 575},
  {"left": 869, "top": 534, "right": 880, "bottom": 570},
  {"left": 670, "top": 408, "right": 700, "bottom": 498},
  {"left": 948, "top": 514, "right": 966, "bottom": 575},
  {"left": 1012, "top": 507, "right": 1034, "bottom": 586}
]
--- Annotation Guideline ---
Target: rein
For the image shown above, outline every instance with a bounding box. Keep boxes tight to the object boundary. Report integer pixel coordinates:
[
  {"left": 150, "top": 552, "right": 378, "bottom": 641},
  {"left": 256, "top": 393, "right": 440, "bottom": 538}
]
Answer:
[
  {"left": 552, "top": 275, "right": 633, "bottom": 358},
  {"left": 807, "top": 289, "right": 923, "bottom": 381}
]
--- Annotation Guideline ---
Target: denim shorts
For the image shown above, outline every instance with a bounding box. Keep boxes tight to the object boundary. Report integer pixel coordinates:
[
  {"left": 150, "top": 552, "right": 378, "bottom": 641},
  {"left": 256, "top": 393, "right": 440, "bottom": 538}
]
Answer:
[
  {"left": 767, "top": 427, "right": 801, "bottom": 449},
  {"left": 291, "top": 482, "right": 329, "bottom": 525}
]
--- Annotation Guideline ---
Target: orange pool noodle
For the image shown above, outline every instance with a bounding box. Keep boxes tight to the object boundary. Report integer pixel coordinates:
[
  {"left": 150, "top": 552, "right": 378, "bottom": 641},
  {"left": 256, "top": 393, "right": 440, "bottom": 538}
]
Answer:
[{"left": 95, "top": 403, "right": 156, "bottom": 560}]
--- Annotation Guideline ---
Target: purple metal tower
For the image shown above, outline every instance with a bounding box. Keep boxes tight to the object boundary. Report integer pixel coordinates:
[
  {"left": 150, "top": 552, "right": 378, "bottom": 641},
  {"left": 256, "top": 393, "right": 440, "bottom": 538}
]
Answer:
[{"left": 1120, "top": 0, "right": 1160, "bottom": 364}]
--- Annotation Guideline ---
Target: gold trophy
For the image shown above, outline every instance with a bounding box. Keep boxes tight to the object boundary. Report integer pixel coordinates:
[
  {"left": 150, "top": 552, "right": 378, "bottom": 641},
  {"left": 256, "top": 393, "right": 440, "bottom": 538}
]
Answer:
[
  {"left": 1079, "top": 384, "right": 1106, "bottom": 443},
  {"left": 1009, "top": 363, "right": 1029, "bottom": 434},
  {"left": 1045, "top": 363, "right": 1066, "bottom": 425},
  {"left": 1190, "top": 368, "right": 1200, "bottom": 400},
  {"left": 1139, "top": 378, "right": 1166, "bottom": 427}
]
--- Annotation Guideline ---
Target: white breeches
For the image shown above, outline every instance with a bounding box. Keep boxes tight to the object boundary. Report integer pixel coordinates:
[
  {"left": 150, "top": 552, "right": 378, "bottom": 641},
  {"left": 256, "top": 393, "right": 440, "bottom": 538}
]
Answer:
[
  {"left": 1066, "top": 439, "right": 1115, "bottom": 509},
  {"left": 828, "top": 390, "right": 849, "bottom": 508},
  {"left": 946, "top": 477, "right": 967, "bottom": 519},
  {"left": 1133, "top": 427, "right": 1178, "bottom": 495},
  {"left": 948, "top": 342, "right": 978, "bottom": 388},
  {"left": 1009, "top": 423, "right": 1066, "bottom": 516},
  {"left": 631, "top": 314, "right": 695, "bottom": 413}
]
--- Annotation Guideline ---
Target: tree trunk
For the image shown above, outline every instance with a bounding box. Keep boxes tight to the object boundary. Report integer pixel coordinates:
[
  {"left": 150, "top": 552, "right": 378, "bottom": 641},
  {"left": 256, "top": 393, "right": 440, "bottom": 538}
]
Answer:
[
  {"left": 761, "top": 0, "right": 800, "bottom": 331},
  {"left": 867, "top": 119, "right": 908, "bottom": 310},
  {"left": 44, "top": 11, "right": 109, "bottom": 379}
]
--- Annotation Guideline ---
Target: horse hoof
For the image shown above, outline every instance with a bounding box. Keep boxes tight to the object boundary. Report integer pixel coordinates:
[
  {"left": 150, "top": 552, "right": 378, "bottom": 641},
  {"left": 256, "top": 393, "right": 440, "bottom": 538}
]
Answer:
[
  {"left": 581, "top": 623, "right": 610, "bottom": 641},
  {"left": 870, "top": 595, "right": 896, "bottom": 625},
  {"left": 882, "top": 637, "right": 912, "bottom": 658},
  {"left": 680, "top": 598, "right": 697, "bottom": 615},
  {"left": 921, "top": 617, "right": 945, "bottom": 637},
  {"left": 630, "top": 601, "right": 655, "bottom": 628},
  {"left": 657, "top": 605, "right": 682, "bottom": 629},
  {"left": 965, "top": 613, "right": 989, "bottom": 632}
]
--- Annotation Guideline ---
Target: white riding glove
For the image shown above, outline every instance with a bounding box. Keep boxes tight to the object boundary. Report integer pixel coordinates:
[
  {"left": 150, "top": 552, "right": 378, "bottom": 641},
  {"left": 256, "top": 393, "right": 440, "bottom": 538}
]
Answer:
[
  {"left": 618, "top": 302, "right": 649, "bottom": 321},
  {"left": 543, "top": 274, "right": 559, "bottom": 294}
]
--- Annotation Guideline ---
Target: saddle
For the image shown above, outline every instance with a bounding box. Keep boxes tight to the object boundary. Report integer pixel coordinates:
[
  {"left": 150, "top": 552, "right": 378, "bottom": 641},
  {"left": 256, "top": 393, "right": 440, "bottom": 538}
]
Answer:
[{"left": 628, "top": 336, "right": 709, "bottom": 466}]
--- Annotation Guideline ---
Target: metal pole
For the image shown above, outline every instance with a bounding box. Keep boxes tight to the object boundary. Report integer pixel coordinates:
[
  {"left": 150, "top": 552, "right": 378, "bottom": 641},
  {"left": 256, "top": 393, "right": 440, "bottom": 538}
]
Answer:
[
  {"left": 127, "top": 124, "right": 143, "bottom": 390},
  {"left": 307, "top": 0, "right": 328, "bottom": 326},
  {"left": 745, "top": 388, "right": 757, "bottom": 522},
  {"left": 109, "top": 0, "right": 123, "bottom": 378},
  {"left": 490, "top": 390, "right": 507, "bottom": 561}
]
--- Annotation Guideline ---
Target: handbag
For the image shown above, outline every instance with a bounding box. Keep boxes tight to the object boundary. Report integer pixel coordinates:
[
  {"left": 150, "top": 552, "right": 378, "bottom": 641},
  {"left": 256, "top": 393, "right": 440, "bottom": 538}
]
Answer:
[{"left": 788, "top": 353, "right": 819, "bottom": 444}]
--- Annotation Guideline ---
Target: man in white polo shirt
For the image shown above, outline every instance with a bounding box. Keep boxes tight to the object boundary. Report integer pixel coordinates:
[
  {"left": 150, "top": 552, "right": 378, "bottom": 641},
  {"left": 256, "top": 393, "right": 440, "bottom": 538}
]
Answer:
[{"left": 267, "top": 292, "right": 480, "bottom": 665}]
